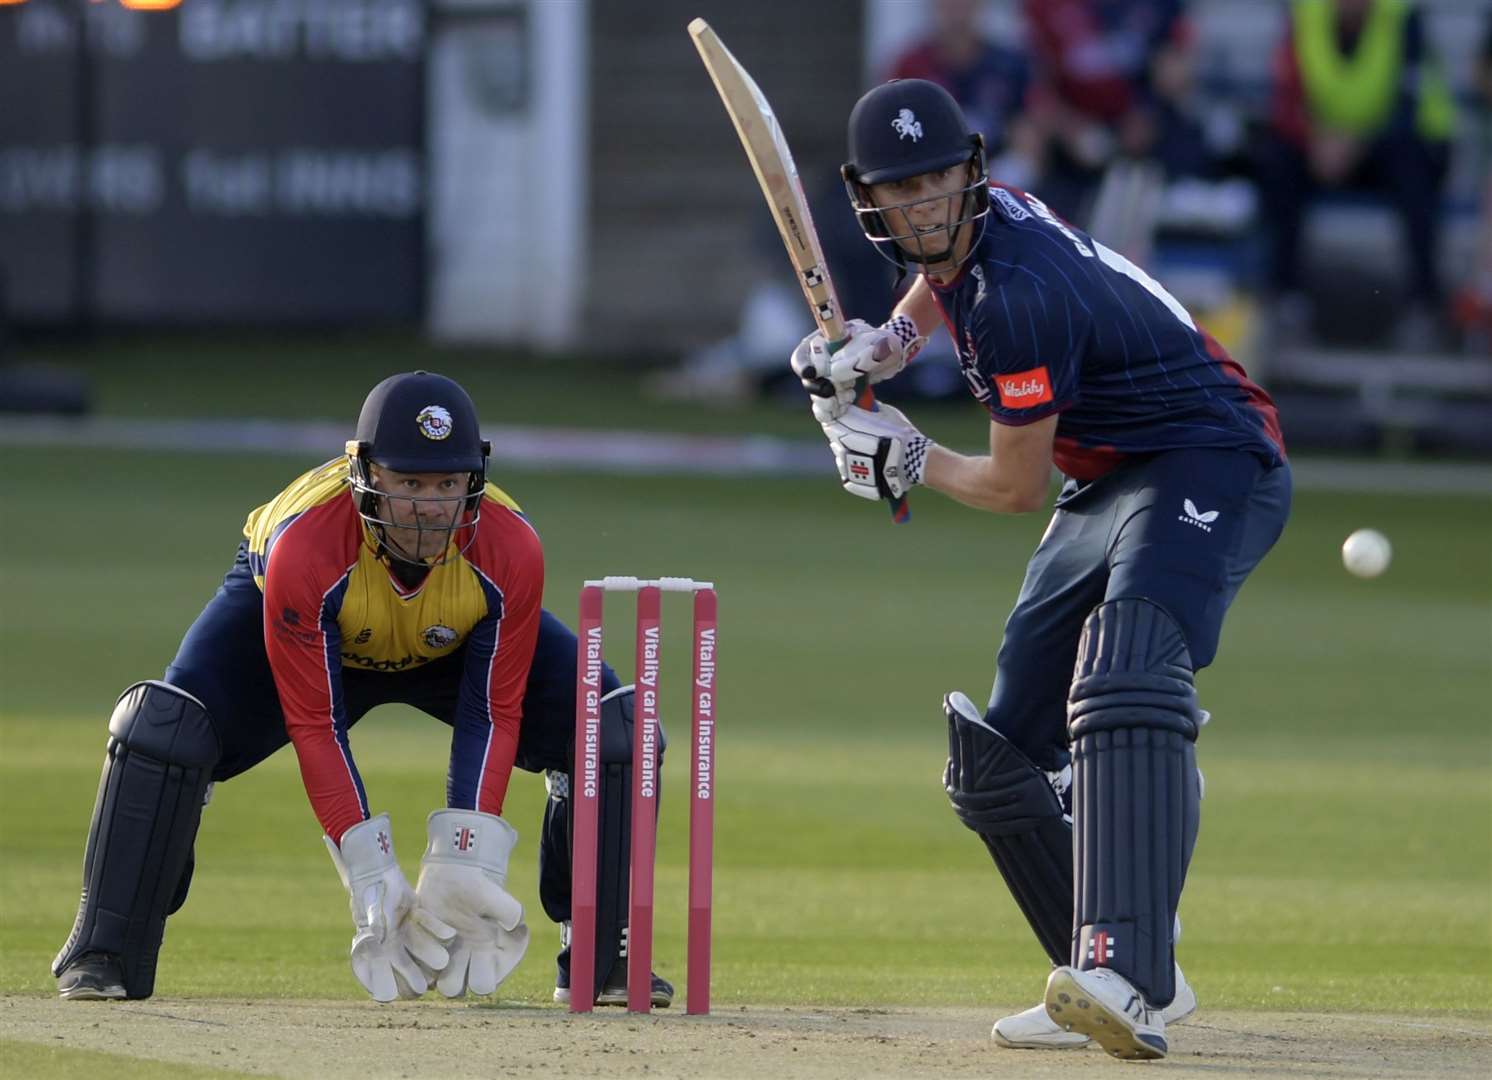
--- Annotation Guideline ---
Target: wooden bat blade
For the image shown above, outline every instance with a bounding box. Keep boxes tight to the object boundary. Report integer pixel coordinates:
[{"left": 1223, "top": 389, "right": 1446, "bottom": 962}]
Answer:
[
  {"left": 688, "top": 18, "right": 845, "bottom": 344},
  {"left": 689, "top": 18, "right": 908, "bottom": 524}
]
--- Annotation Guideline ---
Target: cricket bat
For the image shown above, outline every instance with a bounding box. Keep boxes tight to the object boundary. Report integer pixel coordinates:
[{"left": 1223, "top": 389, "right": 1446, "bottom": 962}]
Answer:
[{"left": 688, "top": 17, "right": 909, "bottom": 524}]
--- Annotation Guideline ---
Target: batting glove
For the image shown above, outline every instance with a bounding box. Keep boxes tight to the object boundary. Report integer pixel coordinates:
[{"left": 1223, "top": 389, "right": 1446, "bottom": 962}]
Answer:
[
  {"left": 416, "top": 809, "right": 530, "bottom": 998},
  {"left": 821, "top": 403, "right": 934, "bottom": 502},
  {"left": 790, "top": 316, "right": 926, "bottom": 418},
  {"left": 324, "top": 813, "right": 456, "bottom": 1003}
]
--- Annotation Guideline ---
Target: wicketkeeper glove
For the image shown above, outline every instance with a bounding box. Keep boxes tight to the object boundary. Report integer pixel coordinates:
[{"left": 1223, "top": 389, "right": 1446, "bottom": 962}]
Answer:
[
  {"left": 415, "top": 809, "right": 530, "bottom": 997},
  {"left": 820, "top": 403, "right": 935, "bottom": 502},
  {"left": 324, "top": 813, "right": 456, "bottom": 1003},
  {"left": 790, "top": 315, "right": 927, "bottom": 419}
]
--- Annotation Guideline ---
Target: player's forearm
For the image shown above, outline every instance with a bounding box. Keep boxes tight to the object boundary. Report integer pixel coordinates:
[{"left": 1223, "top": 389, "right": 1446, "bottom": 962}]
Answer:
[
  {"left": 923, "top": 444, "right": 1047, "bottom": 514},
  {"left": 891, "top": 275, "right": 943, "bottom": 340}
]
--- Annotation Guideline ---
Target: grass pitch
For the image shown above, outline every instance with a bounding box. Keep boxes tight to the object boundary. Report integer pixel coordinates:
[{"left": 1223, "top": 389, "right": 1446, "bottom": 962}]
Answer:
[{"left": 1, "top": 434, "right": 1488, "bottom": 1021}]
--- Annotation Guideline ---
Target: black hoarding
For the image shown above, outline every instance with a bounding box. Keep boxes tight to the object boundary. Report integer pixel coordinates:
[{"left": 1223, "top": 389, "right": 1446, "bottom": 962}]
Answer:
[{"left": 0, "top": 0, "right": 424, "bottom": 325}]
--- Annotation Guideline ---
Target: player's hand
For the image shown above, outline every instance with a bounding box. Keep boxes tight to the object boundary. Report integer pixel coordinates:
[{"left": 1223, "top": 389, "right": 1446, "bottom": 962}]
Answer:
[
  {"left": 791, "top": 316, "right": 925, "bottom": 414},
  {"left": 820, "top": 403, "right": 933, "bottom": 502},
  {"left": 324, "top": 813, "right": 456, "bottom": 1003},
  {"left": 415, "top": 809, "right": 530, "bottom": 998}
]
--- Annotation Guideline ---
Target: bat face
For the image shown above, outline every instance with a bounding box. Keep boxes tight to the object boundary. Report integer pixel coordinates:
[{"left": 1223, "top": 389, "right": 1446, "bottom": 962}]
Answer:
[
  {"left": 688, "top": 18, "right": 844, "bottom": 345},
  {"left": 689, "top": 18, "right": 910, "bottom": 524}
]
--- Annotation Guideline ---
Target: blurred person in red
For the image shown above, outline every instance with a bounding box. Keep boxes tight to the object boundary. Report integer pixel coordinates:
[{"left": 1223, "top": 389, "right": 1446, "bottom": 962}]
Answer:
[
  {"left": 1255, "top": 0, "right": 1458, "bottom": 348},
  {"left": 887, "top": 0, "right": 1042, "bottom": 190},
  {"left": 1451, "top": 18, "right": 1492, "bottom": 352},
  {"left": 1021, "top": 0, "right": 1208, "bottom": 223}
]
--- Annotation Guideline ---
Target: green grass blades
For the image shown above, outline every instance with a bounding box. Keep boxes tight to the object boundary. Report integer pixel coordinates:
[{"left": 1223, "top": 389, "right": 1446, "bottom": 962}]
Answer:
[
  {"left": 2, "top": 448, "right": 1488, "bottom": 1015},
  {"left": 0, "top": 1040, "right": 261, "bottom": 1080}
]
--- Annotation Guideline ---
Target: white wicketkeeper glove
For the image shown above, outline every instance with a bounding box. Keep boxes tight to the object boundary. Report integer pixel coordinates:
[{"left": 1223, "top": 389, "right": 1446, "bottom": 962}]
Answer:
[
  {"left": 415, "top": 809, "right": 530, "bottom": 997},
  {"left": 790, "top": 315, "right": 927, "bottom": 419},
  {"left": 324, "top": 813, "right": 456, "bottom": 1003},
  {"left": 820, "top": 403, "right": 935, "bottom": 502}
]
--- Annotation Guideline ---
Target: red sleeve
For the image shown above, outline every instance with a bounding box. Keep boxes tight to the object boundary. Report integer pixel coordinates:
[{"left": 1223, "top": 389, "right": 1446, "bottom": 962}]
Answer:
[
  {"left": 446, "top": 506, "right": 545, "bottom": 816},
  {"left": 261, "top": 500, "right": 368, "bottom": 843}
]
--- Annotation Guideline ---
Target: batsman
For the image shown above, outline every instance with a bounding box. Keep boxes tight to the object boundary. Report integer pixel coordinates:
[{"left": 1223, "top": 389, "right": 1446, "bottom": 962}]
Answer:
[
  {"left": 53, "top": 371, "right": 672, "bottom": 1008},
  {"left": 792, "top": 80, "right": 1292, "bottom": 1060}
]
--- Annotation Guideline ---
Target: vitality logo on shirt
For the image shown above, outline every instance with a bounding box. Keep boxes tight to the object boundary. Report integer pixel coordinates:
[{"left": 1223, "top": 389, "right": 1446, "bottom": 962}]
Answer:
[
  {"left": 995, "top": 366, "right": 1053, "bottom": 408},
  {"left": 1179, "top": 498, "right": 1220, "bottom": 533}
]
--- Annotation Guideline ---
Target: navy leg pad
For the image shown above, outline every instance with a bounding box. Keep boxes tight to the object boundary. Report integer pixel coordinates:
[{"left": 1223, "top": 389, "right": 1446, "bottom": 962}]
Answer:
[
  {"left": 53, "top": 681, "right": 220, "bottom": 999},
  {"left": 943, "top": 693, "right": 1073, "bottom": 967},
  {"left": 1067, "top": 599, "right": 1201, "bottom": 1009}
]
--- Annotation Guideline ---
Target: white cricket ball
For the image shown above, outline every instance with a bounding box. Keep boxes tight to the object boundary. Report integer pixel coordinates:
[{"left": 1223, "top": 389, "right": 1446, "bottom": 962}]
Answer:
[{"left": 1341, "top": 528, "right": 1392, "bottom": 578}]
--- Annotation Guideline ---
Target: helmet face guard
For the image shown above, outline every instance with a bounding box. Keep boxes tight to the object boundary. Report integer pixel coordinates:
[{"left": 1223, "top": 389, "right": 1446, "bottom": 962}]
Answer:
[
  {"left": 843, "top": 152, "right": 990, "bottom": 273},
  {"left": 346, "top": 441, "right": 488, "bottom": 568},
  {"left": 842, "top": 78, "right": 991, "bottom": 274}
]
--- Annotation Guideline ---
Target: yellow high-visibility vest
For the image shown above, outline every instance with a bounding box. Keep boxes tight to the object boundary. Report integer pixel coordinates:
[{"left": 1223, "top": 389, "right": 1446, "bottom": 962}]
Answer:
[{"left": 1294, "top": 0, "right": 1455, "bottom": 140}]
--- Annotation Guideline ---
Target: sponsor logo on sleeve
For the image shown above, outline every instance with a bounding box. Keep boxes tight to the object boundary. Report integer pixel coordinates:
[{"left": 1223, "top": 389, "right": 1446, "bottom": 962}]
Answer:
[
  {"left": 994, "top": 366, "right": 1054, "bottom": 408},
  {"left": 991, "top": 187, "right": 1031, "bottom": 221}
]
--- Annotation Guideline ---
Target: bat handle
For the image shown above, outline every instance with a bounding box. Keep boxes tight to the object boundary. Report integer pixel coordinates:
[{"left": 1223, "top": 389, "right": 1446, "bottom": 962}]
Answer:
[{"left": 853, "top": 377, "right": 911, "bottom": 524}]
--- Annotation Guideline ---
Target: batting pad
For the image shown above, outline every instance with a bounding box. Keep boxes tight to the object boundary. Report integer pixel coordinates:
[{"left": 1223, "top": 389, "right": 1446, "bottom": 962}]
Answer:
[{"left": 1067, "top": 599, "right": 1201, "bottom": 1009}]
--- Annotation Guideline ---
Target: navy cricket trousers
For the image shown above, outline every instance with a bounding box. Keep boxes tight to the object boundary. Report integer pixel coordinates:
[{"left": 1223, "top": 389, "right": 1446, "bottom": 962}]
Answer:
[
  {"left": 985, "top": 449, "right": 1292, "bottom": 769},
  {"left": 163, "top": 542, "right": 619, "bottom": 785}
]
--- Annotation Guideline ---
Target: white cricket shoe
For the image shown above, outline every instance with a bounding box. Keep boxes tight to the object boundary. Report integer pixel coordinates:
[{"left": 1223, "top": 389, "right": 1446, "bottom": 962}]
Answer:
[
  {"left": 1044, "top": 966, "right": 1168, "bottom": 1060},
  {"left": 992, "top": 1001, "right": 1091, "bottom": 1049},
  {"left": 992, "top": 962, "right": 1196, "bottom": 1050}
]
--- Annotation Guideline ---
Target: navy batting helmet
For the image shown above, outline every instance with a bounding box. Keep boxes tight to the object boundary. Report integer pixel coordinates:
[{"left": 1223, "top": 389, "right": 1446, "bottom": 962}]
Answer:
[
  {"left": 346, "top": 371, "right": 492, "bottom": 566},
  {"left": 842, "top": 79, "right": 988, "bottom": 271}
]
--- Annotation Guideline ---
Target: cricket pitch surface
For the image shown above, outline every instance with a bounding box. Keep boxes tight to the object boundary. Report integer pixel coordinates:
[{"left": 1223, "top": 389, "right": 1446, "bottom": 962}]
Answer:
[{"left": 3, "top": 995, "right": 1489, "bottom": 1078}]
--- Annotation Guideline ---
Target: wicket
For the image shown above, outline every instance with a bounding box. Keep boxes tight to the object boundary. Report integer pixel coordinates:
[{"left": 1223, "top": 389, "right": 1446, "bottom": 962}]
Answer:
[{"left": 570, "top": 576, "right": 717, "bottom": 1015}]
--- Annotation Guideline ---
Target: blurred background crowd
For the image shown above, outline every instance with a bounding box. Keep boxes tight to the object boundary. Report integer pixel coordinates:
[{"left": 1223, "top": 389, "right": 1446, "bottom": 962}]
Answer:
[{"left": 2, "top": 0, "right": 1490, "bottom": 456}]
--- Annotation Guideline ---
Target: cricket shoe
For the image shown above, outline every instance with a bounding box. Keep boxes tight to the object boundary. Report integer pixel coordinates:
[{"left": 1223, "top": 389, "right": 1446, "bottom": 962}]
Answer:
[
  {"left": 992, "top": 963, "right": 1196, "bottom": 1049},
  {"left": 56, "top": 952, "right": 127, "bottom": 1001},
  {"left": 552, "top": 924, "right": 673, "bottom": 1008},
  {"left": 1044, "top": 966, "right": 1168, "bottom": 1060}
]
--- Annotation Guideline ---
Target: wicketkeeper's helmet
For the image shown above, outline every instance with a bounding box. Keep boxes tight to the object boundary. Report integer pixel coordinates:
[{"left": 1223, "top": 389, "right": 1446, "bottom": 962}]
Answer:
[
  {"left": 842, "top": 79, "right": 989, "bottom": 272},
  {"left": 345, "top": 371, "right": 492, "bottom": 566}
]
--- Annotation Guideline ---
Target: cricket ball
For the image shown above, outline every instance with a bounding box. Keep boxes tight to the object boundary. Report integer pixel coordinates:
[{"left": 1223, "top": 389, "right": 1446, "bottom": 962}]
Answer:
[{"left": 1341, "top": 528, "right": 1392, "bottom": 579}]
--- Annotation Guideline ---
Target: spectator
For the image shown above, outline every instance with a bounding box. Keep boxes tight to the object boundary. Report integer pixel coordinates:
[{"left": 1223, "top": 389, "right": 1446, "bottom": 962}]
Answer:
[
  {"left": 1021, "top": 0, "right": 1207, "bottom": 223},
  {"left": 886, "top": 0, "right": 1041, "bottom": 191},
  {"left": 1451, "top": 19, "right": 1492, "bottom": 352},
  {"left": 1255, "top": 0, "right": 1458, "bottom": 347}
]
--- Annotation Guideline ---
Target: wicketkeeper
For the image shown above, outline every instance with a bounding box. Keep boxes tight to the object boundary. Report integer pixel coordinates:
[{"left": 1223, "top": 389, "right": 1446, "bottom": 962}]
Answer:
[
  {"left": 792, "top": 80, "right": 1292, "bottom": 1060},
  {"left": 54, "top": 371, "right": 671, "bottom": 1008}
]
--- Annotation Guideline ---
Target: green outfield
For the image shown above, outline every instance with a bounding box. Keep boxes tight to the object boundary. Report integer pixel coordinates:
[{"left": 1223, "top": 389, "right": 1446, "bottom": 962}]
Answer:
[
  {"left": 2, "top": 334, "right": 1490, "bottom": 1019},
  {"left": 2, "top": 429, "right": 1488, "bottom": 1021}
]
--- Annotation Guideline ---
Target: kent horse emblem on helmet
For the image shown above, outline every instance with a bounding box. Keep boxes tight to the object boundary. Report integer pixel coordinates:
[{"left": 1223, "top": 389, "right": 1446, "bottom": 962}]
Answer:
[
  {"left": 417, "top": 404, "right": 454, "bottom": 440},
  {"left": 891, "top": 108, "right": 923, "bottom": 141}
]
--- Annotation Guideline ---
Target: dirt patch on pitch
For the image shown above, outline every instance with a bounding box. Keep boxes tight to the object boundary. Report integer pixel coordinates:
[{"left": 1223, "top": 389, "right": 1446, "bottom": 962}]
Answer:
[{"left": 3, "top": 995, "right": 1489, "bottom": 1079}]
